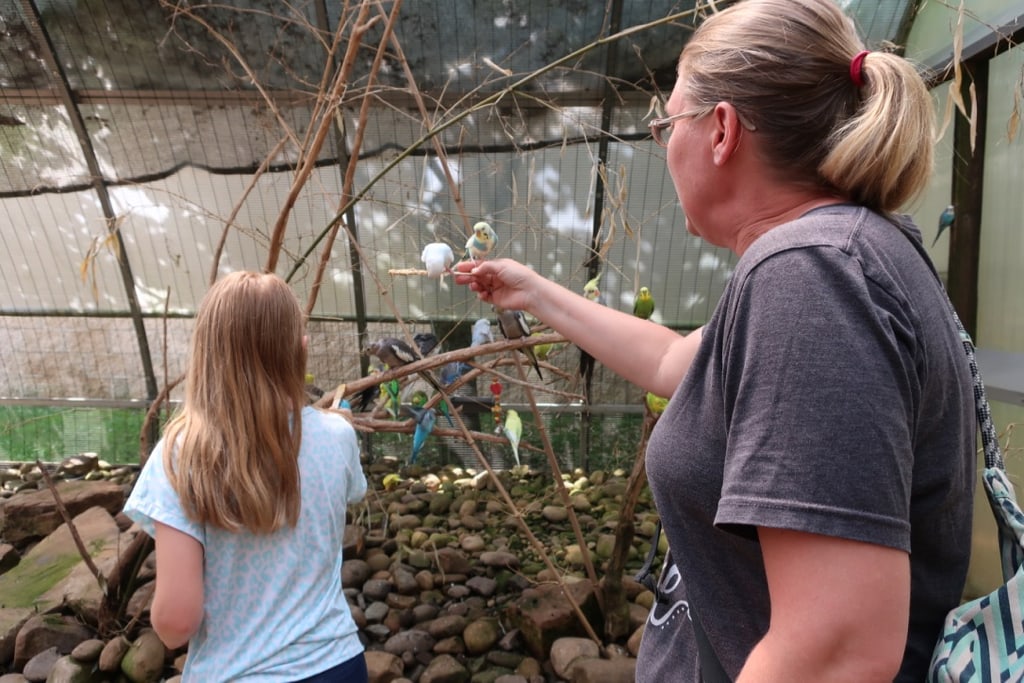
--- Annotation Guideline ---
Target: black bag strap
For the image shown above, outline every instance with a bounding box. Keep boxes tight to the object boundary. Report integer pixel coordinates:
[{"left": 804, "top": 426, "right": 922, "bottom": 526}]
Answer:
[{"left": 634, "top": 521, "right": 732, "bottom": 682}]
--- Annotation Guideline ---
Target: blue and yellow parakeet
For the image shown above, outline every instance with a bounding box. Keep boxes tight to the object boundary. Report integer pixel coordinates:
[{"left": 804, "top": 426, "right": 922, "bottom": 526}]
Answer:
[
  {"left": 502, "top": 408, "right": 523, "bottom": 467},
  {"left": 464, "top": 221, "right": 497, "bottom": 261},
  {"left": 408, "top": 407, "right": 437, "bottom": 464},
  {"left": 421, "top": 242, "right": 455, "bottom": 278},
  {"left": 633, "top": 286, "right": 655, "bottom": 320},
  {"left": 495, "top": 307, "right": 543, "bottom": 380},
  {"left": 932, "top": 204, "right": 955, "bottom": 247}
]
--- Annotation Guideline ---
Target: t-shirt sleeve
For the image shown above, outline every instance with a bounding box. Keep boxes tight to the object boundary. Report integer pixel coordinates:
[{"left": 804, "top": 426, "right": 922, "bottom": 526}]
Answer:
[
  {"left": 715, "top": 246, "right": 915, "bottom": 551},
  {"left": 342, "top": 424, "right": 368, "bottom": 503},
  {"left": 123, "top": 442, "right": 205, "bottom": 545}
]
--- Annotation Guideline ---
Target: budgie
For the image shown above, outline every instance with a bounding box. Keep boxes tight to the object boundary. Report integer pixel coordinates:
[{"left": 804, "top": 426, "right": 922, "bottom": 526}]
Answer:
[
  {"left": 932, "top": 204, "right": 955, "bottom": 247},
  {"left": 440, "top": 361, "right": 471, "bottom": 387},
  {"left": 413, "top": 332, "right": 439, "bottom": 357},
  {"left": 408, "top": 407, "right": 437, "bottom": 464},
  {"left": 471, "top": 318, "right": 494, "bottom": 346},
  {"left": 381, "top": 378, "right": 401, "bottom": 419},
  {"left": 495, "top": 306, "right": 543, "bottom": 380},
  {"left": 503, "top": 408, "right": 523, "bottom": 467},
  {"left": 464, "top": 221, "right": 497, "bottom": 261},
  {"left": 421, "top": 242, "right": 455, "bottom": 278},
  {"left": 633, "top": 286, "right": 655, "bottom": 320},
  {"left": 646, "top": 392, "right": 669, "bottom": 417}
]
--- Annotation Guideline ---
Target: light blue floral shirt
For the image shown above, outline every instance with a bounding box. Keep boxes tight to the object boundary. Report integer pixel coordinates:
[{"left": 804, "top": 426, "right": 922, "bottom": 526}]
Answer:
[{"left": 125, "top": 407, "right": 367, "bottom": 682}]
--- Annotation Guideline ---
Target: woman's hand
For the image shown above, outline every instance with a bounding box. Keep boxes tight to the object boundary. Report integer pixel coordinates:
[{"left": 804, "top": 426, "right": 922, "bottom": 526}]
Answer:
[{"left": 453, "top": 259, "right": 540, "bottom": 313}]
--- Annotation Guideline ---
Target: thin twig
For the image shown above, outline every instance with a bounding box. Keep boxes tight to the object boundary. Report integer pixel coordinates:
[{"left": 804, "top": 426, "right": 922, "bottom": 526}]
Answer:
[{"left": 36, "top": 460, "right": 107, "bottom": 595}]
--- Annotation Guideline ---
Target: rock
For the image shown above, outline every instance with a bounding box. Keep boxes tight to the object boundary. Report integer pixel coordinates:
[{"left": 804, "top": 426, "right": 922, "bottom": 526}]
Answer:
[
  {"left": 68, "top": 638, "right": 103, "bottom": 662},
  {"left": 626, "top": 624, "right": 644, "bottom": 657},
  {"left": 493, "top": 676, "right": 528, "bottom": 683},
  {"left": 0, "top": 674, "right": 27, "bottom": 683},
  {"left": 433, "top": 548, "right": 471, "bottom": 575},
  {"left": 479, "top": 551, "right": 519, "bottom": 570},
  {"left": 343, "top": 524, "right": 365, "bottom": 559},
  {"left": 12, "top": 615, "right": 93, "bottom": 671},
  {"left": 56, "top": 455, "right": 99, "bottom": 480},
  {"left": 463, "top": 618, "right": 500, "bottom": 655},
  {"left": 40, "top": 654, "right": 96, "bottom": 683},
  {"left": 365, "top": 601, "right": 389, "bottom": 623},
  {"left": 0, "top": 505, "right": 124, "bottom": 620},
  {"left": 22, "top": 645, "right": 60, "bottom": 682},
  {"left": 419, "top": 654, "right": 469, "bottom": 683},
  {"left": 541, "top": 506, "right": 567, "bottom": 523},
  {"left": 363, "top": 579, "right": 393, "bottom": 602},
  {"left": 120, "top": 630, "right": 166, "bottom": 683},
  {"left": 465, "top": 576, "right": 496, "bottom": 598},
  {"left": 460, "top": 535, "right": 486, "bottom": 553},
  {"left": 0, "top": 481, "right": 125, "bottom": 545},
  {"left": 507, "top": 580, "right": 601, "bottom": 660},
  {"left": 549, "top": 637, "right": 600, "bottom": 680},
  {"left": 569, "top": 657, "right": 636, "bottom": 683},
  {"left": 98, "top": 635, "right": 131, "bottom": 672},
  {"left": 0, "top": 608, "right": 34, "bottom": 667},
  {"left": 426, "top": 614, "right": 467, "bottom": 640},
  {"left": 383, "top": 629, "right": 435, "bottom": 656},
  {"left": 343, "top": 559, "right": 371, "bottom": 589},
  {"left": 364, "top": 650, "right": 404, "bottom": 683}
]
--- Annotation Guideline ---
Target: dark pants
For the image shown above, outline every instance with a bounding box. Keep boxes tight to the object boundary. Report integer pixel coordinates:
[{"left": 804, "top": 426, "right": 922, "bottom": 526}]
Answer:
[{"left": 293, "top": 652, "right": 368, "bottom": 683}]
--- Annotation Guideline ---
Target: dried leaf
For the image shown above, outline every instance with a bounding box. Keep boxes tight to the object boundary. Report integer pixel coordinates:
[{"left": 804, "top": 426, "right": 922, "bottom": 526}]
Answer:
[{"left": 968, "top": 80, "right": 978, "bottom": 154}]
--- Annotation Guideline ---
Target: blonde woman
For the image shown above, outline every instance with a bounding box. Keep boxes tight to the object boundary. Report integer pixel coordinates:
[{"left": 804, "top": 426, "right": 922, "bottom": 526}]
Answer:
[
  {"left": 125, "top": 271, "right": 368, "bottom": 682},
  {"left": 458, "top": 0, "right": 974, "bottom": 680}
]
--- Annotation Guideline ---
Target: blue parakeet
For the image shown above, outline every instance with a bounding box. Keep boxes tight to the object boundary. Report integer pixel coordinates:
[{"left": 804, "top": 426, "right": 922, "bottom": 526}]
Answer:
[
  {"left": 408, "top": 407, "right": 437, "bottom": 464},
  {"left": 932, "top": 204, "right": 955, "bottom": 247},
  {"left": 495, "top": 307, "right": 543, "bottom": 380},
  {"left": 503, "top": 408, "right": 523, "bottom": 467},
  {"left": 440, "top": 361, "right": 471, "bottom": 386},
  {"left": 472, "top": 318, "right": 494, "bottom": 347},
  {"left": 464, "top": 221, "right": 497, "bottom": 261}
]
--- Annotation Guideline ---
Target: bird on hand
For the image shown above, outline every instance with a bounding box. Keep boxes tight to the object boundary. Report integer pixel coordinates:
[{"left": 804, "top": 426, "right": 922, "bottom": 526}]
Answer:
[
  {"left": 408, "top": 407, "right": 437, "bottom": 464},
  {"left": 633, "top": 286, "right": 655, "bottom": 320},
  {"left": 495, "top": 307, "right": 543, "bottom": 380},
  {"left": 932, "top": 204, "right": 955, "bottom": 247},
  {"left": 503, "top": 408, "right": 523, "bottom": 467},
  {"left": 421, "top": 242, "right": 455, "bottom": 279},
  {"left": 464, "top": 221, "right": 497, "bottom": 262}
]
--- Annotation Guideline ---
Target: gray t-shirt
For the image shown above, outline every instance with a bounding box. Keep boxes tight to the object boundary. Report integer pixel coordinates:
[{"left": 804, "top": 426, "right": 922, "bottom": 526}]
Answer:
[{"left": 638, "top": 205, "right": 975, "bottom": 682}]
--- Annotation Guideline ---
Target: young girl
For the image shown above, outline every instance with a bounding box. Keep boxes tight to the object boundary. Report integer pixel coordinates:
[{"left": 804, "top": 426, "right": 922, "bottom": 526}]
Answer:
[{"left": 125, "top": 271, "right": 368, "bottom": 682}]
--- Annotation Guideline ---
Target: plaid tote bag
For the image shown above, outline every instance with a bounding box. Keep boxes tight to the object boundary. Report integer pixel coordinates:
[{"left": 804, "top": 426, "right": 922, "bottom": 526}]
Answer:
[{"left": 928, "top": 321, "right": 1023, "bottom": 682}]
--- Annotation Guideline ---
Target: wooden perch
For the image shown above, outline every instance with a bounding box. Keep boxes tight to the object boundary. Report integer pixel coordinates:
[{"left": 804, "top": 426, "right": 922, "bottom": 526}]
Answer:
[{"left": 314, "top": 332, "right": 567, "bottom": 408}]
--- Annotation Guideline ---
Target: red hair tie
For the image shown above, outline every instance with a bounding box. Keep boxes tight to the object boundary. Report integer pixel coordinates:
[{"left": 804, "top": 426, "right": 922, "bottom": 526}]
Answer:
[{"left": 850, "top": 50, "right": 870, "bottom": 88}]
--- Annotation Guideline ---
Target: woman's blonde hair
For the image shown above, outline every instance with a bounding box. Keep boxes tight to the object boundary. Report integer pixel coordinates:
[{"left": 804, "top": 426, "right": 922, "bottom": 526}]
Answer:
[
  {"left": 679, "top": 0, "right": 933, "bottom": 212},
  {"left": 163, "top": 271, "right": 307, "bottom": 533}
]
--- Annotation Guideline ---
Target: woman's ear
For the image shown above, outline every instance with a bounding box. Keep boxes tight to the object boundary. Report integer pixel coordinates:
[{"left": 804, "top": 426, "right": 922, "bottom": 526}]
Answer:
[{"left": 710, "top": 102, "right": 745, "bottom": 167}]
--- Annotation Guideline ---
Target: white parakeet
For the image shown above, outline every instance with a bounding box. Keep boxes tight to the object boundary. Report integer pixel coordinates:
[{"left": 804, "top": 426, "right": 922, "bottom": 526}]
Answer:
[{"left": 421, "top": 242, "right": 455, "bottom": 278}]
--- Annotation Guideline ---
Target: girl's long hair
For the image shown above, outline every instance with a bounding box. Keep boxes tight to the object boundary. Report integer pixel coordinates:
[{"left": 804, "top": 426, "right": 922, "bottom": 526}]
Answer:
[{"left": 163, "top": 271, "right": 307, "bottom": 533}]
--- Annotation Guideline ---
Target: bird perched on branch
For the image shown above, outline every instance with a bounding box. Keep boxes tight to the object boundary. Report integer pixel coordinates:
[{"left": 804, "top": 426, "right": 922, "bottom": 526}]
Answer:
[
  {"left": 472, "top": 318, "right": 494, "bottom": 347},
  {"left": 495, "top": 306, "right": 543, "bottom": 380},
  {"left": 633, "top": 286, "right": 655, "bottom": 320},
  {"left": 464, "top": 221, "right": 497, "bottom": 262},
  {"left": 413, "top": 332, "right": 440, "bottom": 357},
  {"left": 408, "top": 407, "right": 437, "bottom": 464},
  {"left": 932, "top": 204, "right": 955, "bottom": 247},
  {"left": 440, "top": 361, "right": 471, "bottom": 387},
  {"left": 421, "top": 242, "right": 455, "bottom": 279},
  {"left": 646, "top": 392, "right": 669, "bottom": 417},
  {"left": 366, "top": 336, "right": 445, "bottom": 395},
  {"left": 503, "top": 408, "right": 523, "bottom": 467}
]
